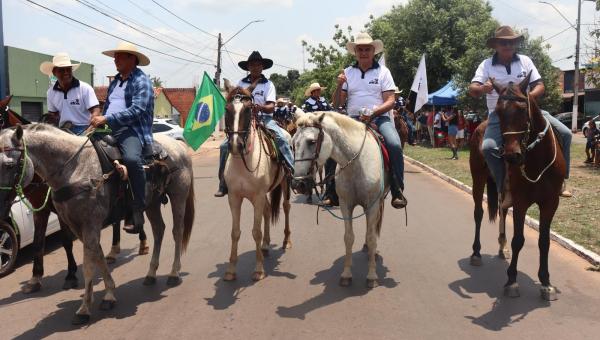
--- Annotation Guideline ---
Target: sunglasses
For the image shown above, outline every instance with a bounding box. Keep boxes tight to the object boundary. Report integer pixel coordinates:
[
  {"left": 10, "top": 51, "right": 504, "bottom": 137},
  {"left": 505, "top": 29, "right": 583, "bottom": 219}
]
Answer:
[{"left": 498, "top": 40, "right": 517, "bottom": 47}]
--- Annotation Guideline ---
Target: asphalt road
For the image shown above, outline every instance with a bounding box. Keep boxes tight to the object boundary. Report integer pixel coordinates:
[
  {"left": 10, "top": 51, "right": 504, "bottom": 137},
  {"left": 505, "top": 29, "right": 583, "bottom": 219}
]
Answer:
[{"left": 1, "top": 148, "right": 599, "bottom": 339}]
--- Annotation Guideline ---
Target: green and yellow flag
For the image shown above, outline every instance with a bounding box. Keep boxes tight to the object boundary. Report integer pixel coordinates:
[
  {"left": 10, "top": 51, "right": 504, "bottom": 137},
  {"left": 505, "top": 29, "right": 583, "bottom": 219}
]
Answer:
[{"left": 183, "top": 72, "right": 226, "bottom": 150}]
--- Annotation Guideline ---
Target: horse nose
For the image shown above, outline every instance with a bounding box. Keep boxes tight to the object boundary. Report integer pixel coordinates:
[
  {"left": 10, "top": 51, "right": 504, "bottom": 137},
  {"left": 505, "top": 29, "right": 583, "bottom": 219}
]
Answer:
[{"left": 505, "top": 152, "right": 524, "bottom": 165}]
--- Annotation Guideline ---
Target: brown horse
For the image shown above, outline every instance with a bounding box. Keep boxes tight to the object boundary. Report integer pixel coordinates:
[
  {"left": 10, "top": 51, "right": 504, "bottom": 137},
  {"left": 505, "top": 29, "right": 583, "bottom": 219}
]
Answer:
[
  {"left": 393, "top": 109, "right": 408, "bottom": 148},
  {"left": 469, "top": 73, "right": 566, "bottom": 301}
]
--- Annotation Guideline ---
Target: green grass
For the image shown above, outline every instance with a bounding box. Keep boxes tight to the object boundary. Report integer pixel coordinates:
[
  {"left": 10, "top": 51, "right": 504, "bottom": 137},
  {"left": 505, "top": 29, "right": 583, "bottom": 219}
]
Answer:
[{"left": 405, "top": 142, "right": 600, "bottom": 255}]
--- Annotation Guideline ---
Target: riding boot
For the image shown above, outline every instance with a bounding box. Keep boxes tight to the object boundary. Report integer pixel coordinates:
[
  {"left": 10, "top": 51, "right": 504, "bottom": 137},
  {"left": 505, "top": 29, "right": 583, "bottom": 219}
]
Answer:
[
  {"left": 390, "top": 175, "right": 408, "bottom": 209},
  {"left": 124, "top": 209, "right": 144, "bottom": 234}
]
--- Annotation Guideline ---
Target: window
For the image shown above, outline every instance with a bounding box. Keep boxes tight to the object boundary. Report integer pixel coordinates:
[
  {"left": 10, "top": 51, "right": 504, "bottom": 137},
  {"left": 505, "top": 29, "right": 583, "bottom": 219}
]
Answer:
[
  {"left": 21, "top": 102, "right": 43, "bottom": 122},
  {"left": 152, "top": 123, "right": 172, "bottom": 133}
]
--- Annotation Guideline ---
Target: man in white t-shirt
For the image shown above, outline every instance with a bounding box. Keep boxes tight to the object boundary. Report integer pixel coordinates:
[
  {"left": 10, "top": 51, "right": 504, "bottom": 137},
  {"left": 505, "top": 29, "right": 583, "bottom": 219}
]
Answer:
[
  {"left": 215, "top": 51, "right": 294, "bottom": 197},
  {"left": 469, "top": 26, "right": 572, "bottom": 197},
  {"left": 40, "top": 53, "right": 100, "bottom": 134},
  {"left": 333, "top": 32, "right": 407, "bottom": 209}
]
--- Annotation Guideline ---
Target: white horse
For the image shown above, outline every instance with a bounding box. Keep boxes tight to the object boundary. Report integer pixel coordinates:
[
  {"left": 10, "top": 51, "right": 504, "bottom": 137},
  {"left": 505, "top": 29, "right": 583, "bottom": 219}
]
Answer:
[
  {"left": 222, "top": 84, "right": 292, "bottom": 282},
  {"left": 292, "top": 111, "right": 389, "bottom": 288}
]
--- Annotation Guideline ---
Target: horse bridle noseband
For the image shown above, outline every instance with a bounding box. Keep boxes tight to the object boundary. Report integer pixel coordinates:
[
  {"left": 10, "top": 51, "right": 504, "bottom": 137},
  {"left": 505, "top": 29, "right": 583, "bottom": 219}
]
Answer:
[
  {"left": 225, "top": 94, "right": 264, "bottom": 173},
  {"left": 292, "top": 124, "right": 325, "bottom": 182}
]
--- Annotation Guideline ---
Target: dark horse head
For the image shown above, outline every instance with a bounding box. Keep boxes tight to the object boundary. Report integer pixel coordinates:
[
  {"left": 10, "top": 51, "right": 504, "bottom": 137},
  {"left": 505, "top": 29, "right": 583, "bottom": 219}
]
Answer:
[
  {"left": 223, "top": 79, "right": 254, "bottom": 156},
  {"left": 490, "top": 71, "right": 541, "bottom": 166}
]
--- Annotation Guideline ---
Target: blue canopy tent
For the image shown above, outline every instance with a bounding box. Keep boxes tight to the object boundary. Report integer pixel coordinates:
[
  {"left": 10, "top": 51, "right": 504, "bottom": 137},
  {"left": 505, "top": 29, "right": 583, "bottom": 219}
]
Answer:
[{"left": 428, "top": 81, "right": 459, "bottom": 106}]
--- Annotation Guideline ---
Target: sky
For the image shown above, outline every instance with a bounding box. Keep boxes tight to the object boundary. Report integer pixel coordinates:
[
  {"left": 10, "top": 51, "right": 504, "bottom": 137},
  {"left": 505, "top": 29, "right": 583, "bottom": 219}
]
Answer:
[{"left": 2, "top": 0, "right": 599, "bottom": 89}]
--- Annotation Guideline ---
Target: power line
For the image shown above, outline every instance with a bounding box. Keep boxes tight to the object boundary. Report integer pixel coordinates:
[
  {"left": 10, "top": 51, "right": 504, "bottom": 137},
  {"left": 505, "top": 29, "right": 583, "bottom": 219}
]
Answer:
[
  {"left": 151, "top": 0, "right": 218, "bottom": 39},
  {"left": 24, "top": 0, "right": 214, "bottom": 66},
  {"left": 542, "top": 26, "right": 572, "bottom": 43},
  {"left": 75, "top": 0, "right": 214, "bottom": 64},
  {"left": 225, "top": 49, "right": 297, "bottom": 70}
]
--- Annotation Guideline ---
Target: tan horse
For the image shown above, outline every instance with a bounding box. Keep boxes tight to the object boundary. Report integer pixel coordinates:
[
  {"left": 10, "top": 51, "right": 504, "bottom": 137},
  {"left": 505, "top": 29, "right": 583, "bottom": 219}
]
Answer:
[{"left": 221, "top": 82, "right": 292, "bottom": 282}]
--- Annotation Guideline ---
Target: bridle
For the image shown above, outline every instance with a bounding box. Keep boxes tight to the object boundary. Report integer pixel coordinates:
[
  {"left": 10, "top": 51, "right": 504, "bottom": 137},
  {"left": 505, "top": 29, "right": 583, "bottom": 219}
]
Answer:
[
  {"left": 498, "top": 91, "right": 557, "bottom": 183},
  {"left": 224, "top": 94, "right": 262, "bottom": 173}
]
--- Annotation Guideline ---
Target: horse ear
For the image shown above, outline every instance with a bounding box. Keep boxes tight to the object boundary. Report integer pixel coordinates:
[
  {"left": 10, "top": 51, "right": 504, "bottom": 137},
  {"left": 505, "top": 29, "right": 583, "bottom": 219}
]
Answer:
[
  {"left": 0, "top": 95, "right": 12, "bottom": 108},
  {"left": 519, "top": 71, "right": 532, "bottom": 95},
  {"left": 292, "top": 107, "right": 305, "bottom": 122},
  {"left": 13, "top": 124, "right": 23, "bottom": 145},
  {"left": 490, "top": 77, "right": 503, "bottom": 95},
  {"left": 223, "top": 78, "right": 233, "bottom": 93},
  {"left": 316, "top": 112, "right": 326, "bottom": 124}
]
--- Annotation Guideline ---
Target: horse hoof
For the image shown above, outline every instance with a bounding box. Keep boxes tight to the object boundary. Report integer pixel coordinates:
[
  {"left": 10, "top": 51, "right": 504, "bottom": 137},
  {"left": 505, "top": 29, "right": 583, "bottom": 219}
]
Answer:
[
  {"left": 361, "top": 244, "right": 368, "bottom": 253},
  {"left": 71, "top": 314, "right": 90, "bottom": 325},
  {"left": 252, "top": 271, "right": 265, "bottom": 281},
  {"left": 143, "top": 276, "right": 157, "bottom": 286},
  {"left": 21, "top": 282, "right": 42, "bottom": 294},
  {"left": 138, "top": 246, "right": 150, "bottom": 256},
  {"left": 470, "top": 255, "right": 482, "bottom": 266},
  {"left": 282, "top": 240, "right": 292, "bottom": 250},
  {"left": 504, "top": 283, "right": 520, "bottom": 298},
  {"left": 366, "top": 279, "right": 379, "bottom": 289},
  {"left": 339, "top": 277, "right": 352, "bottom": 287},
  {"left": 63, "top": 278, "right": 78, "bottom": 290},
  {"left": 261, "top": 248, "right": 270, "bottom": 257},
  {"left": 166, "top": 276, "right": 182, "bottom": 287},
  {"left": 223, "top": 272, "right": 236, "bottom": 281},
  {"left": 105, "top": 256, "right": 116, "bottom": 265},
  {"left": 498, "top": 249, "right": 511, "bottom": 260},
  {"left": 99, "top": 299, "right": 115, "bottom": 311},
  {"left": 540, "top": 285, "right": 558, "bottom": 301}
]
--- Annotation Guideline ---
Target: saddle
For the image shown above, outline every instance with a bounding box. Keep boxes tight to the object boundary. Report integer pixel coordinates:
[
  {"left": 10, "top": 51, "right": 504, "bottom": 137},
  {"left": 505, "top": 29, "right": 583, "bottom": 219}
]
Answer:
[
  {"left": 255, "top": 121, "right": 280, "bottom": 162},
  {"left": 366, "top": 126, "right": 391, "bottom": 171}
]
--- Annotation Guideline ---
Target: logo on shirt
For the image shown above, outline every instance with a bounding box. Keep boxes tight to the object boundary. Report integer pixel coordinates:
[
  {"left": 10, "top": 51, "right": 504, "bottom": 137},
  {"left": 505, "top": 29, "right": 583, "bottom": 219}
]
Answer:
[
  {"left": 517, "top": 71, "right": 527, "bottom": 78},
  {"left": 368, "top": 79, "right": 379, "bottom": 85},
  {"left": 254, "top": 90, "right": 264, "bottom": 97},
  {"left": 69, "top": 98, "right": 80, "bottom": 106}
]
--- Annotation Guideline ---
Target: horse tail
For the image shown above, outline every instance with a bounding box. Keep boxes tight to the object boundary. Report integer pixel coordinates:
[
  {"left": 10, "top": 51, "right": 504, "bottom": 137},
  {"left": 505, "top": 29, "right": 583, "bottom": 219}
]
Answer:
[
  {"left": 486, "top": 176, "right": 498, "bottom": 222},
  {"left": 182, "top": 180, "right": 195, "bottom": 253},
  {"left": 375, "top": 200, "right": 385, "bottom": 237},
  {"left": 270, "top": 184, "right": 282, "bottom": 224}
]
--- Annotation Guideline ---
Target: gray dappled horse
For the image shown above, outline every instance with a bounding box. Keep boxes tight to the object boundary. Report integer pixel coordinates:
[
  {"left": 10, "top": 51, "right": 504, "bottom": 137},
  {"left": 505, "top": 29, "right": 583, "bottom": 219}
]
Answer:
[
  {"left": 0, "top": 124, "right": 194, "bottom": 324},
  {"left": 292, "top": 111, "right": 389, "bottom": 288}
]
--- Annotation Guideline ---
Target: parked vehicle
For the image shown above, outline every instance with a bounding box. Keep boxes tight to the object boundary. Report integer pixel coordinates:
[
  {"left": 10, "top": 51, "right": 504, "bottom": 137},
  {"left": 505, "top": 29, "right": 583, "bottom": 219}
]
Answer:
[
  {"left": 582, "top": 115, "right": 600, "bottom": 136},
  {"left": 0, "top": 199, "right": 60, "bottom": 277},
  {"left": 152, "top": 118, "right": 184, "bottom": 141},
  {"left": 553, "top": 112, "right": 594, "bottom": 131}
]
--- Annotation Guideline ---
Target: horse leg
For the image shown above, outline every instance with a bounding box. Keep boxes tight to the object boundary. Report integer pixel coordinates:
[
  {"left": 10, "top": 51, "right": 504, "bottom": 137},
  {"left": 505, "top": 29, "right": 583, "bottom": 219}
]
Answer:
[
  {"left": 339, "top": 202, "right": 355, "bottom": 287},
  {"left": 105, "top": 222, "right": 121, "bottom": 264},
  {"left": 498, "top": 207, "right": 511, "bottom": 259},
  {"left": 282, "top": 181, "right": 292, "bottom": 249},
  {"left": 470, "top": 174, "right": 485, "bottom": 266},
  {"left": 261, "top": 200, "right": 271, "bottom": 257},
  {"left": 504, "top": 206, "right": 526, "bottom": 298},
  {"left": 538, "top": 200, "right": 559, "bottom": 301},
  {"left": 143, "top": 201, "right": 166, "bottom": 286},
  {"left": 225, "top": 194, "right": 242, "bottom": 281},
  {"left": 61, "top": 222, "right": 78, "bottom": 290},
  {"left": 365, "top": 206, "right": 381, "bottom": 289},
  {"left": 167, "top": 195, "right": 185, "bottom": 286},
  {"left": 138, "top": 228, "right": 149, "bottom": 255},
  {"left": 251, "top": 196, "right": 266, "bottom": 281},
  {"left": 22, "top": 208, "right": 51, "bottom": 294}
]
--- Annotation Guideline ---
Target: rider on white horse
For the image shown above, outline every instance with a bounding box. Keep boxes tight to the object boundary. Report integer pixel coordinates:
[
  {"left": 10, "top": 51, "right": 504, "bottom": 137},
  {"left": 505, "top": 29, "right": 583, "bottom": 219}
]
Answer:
[
  {"left": 333, "top": 32, "right": 407, "bottom": 209},
  {"left": 215, "top": 51, "right": 295, "bottom": 197}
]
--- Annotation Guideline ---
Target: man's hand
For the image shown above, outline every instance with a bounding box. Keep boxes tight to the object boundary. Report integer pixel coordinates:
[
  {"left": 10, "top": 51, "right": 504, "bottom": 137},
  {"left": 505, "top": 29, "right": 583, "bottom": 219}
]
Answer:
[
  {"left": 337, "top": 72, "right": 347, "bottom": 86},
  {"left": 90, "top": 115, "right": 107, "bottom": 127},
  {"left": 482, "top": 80, "right": 493, "bottom": 94},
  {"left": 252, "top": 104, "right": 262, "bottom": 115}
]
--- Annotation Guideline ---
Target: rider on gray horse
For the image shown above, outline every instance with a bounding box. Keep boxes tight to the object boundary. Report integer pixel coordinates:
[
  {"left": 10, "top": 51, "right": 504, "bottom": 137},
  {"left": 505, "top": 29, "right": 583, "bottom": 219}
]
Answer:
[
  {"left": 215, "top": 51, "right": 295, "bottom": 197},
  {"left": 90, "top": 42, "right": 154, "bottom": 234}
]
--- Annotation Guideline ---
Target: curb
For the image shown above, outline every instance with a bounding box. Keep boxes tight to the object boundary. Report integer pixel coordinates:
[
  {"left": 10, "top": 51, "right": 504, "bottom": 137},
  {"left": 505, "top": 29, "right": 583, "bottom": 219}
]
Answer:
[{"left": 405, "top": 155, "right": 600, "bottom": 266}]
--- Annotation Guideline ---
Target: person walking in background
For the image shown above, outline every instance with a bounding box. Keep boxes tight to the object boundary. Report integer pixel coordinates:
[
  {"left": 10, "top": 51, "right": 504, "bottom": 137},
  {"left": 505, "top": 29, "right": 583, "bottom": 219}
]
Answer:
[
  {"left": 584, "top": 119, "right": 599, "bottom": 164},
  {"left": 442, "top": 108, "right": 459, "bottom": 159},
  {"left": 456, "top": 109, "right": 466, "bottom": 148},
  {"left": 427, "top": 108, "right": 435, "bottom": 146}
]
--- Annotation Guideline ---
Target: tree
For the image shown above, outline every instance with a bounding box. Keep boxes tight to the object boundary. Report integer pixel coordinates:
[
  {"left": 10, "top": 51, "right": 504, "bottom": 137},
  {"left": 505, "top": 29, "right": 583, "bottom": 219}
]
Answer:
[
  {"left": 150, "top": 76, "right": 163, "bottom": 88},
  {"left": 269, "top": 70, "right": 301, "bottom": 98}
]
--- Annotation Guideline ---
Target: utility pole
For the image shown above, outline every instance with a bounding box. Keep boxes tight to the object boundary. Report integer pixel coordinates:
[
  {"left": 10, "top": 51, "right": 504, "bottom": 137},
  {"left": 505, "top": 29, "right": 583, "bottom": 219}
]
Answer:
[
  {"left": 0, "top": 0, "right": 7, "bottom": 99},
  {"left": 572, "top": 0, "right": 582, "bottom": 133},
  {"left": 214, "top": 33, "right": 222, "bottom": 88}
]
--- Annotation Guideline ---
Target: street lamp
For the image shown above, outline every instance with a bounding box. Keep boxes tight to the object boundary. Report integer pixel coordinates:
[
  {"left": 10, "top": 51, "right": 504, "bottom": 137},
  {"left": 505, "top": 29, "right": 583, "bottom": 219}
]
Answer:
[{"left": 539, "top": 0, "right": 596, "bottom": 132}]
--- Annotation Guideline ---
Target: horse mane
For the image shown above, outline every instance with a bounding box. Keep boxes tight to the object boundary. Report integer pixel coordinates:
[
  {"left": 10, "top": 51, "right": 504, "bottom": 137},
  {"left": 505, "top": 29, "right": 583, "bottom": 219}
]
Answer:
[{"left": 296, "top": 111, "right": 365, "bottom": 134}]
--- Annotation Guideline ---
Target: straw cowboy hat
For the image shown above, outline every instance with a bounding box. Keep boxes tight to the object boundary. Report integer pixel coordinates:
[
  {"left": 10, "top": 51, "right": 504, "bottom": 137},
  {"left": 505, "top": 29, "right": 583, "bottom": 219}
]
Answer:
[
  {"left": 486, "top": 26, "right": 523, "bottom": 48},
  {"left": 39, "top": 52, "right": 80, "bottom": 76},
  {"left": 238, "top": 51, "right": 273, "bottom": 71},
  {"left": 304, "top": 82, "right": 326, "bottom": 97},
  {"left": 276, "top": 97, "right": 287, "bottom": 104},
  {"left": 394, "top": 86, "right": 403, "bottom": 94},
  {"left": 346, "top": 32, "right": 384, "bottom": 55},
  {"left": 102, "top": 41, "right": 150, "bottom": 66}
]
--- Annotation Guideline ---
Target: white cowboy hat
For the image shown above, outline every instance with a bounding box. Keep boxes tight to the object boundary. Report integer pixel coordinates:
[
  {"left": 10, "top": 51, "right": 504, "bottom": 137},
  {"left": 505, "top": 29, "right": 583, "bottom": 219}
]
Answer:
[
  {"left": 346, "top": 32, "right": 384, "bottom": 56},
  {"left": 304, "top": 82, "right": 326, "bottom": 97},
  {"left": 394, "top": 86, "right": 403, "bottom": 94},
  {"left": 102, "top": 41, "right": 150, "bottom": 66},
  {"left": 39, "top": 52, "right": 80, "bottom": 76}
]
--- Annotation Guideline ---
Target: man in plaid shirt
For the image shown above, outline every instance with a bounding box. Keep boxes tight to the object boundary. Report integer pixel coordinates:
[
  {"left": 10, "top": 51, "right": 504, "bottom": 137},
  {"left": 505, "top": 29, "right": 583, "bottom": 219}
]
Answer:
[{"left": 90, "top": 42, "right": 154, "bottom": 234}]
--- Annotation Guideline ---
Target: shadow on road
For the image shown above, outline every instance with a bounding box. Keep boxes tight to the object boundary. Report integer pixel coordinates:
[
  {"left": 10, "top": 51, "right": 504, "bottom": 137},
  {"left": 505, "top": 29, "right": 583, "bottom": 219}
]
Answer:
[
  {"left": 276, "top": 250, "right": 398, "bottom": 320},
  {"left": 11, "top": 271, "right": 183, "bottom": 339},
  {"left": 0, "top": 247, "right": 138, "bottom": 307},
  {"left": 205, "top": 247, "right": 296, "bottom": 310},
  {"left": 448, "top": 255, "right": 551, "bottom": 331}
]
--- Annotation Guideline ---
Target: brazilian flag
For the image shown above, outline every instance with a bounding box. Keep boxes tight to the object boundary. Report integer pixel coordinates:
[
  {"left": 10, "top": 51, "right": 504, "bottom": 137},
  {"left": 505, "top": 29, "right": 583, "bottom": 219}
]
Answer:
[{"left": 183, "top": 72, "right": 226, "bottom": 150}]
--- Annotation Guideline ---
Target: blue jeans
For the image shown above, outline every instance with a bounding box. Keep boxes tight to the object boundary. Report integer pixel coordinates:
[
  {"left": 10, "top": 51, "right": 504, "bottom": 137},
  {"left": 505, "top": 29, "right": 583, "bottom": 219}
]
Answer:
[
  {"left": 483, "top": 110, "right": 571, "bottom": 192},
  {"left": 68, "top": 124, "right": 89, "bottom": 135},
  {"left": 374, "top": 116, "right": 405, "bottom": 194},
  {"left": 218, "top": 115, "right": 294, "bottom": 190},
  {"left": 114, "top": 127, "right": 147, "bottom": 210}
]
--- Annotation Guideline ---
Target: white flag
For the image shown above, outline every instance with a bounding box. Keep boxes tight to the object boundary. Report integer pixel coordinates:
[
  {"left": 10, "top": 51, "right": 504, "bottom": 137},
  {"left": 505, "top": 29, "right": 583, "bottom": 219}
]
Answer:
[
  {"left": 378, "top": 53, "right": 386, "bottom": 67},
  {"left": 410, "top": 54, "right": 428, "bottom": 113}
]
